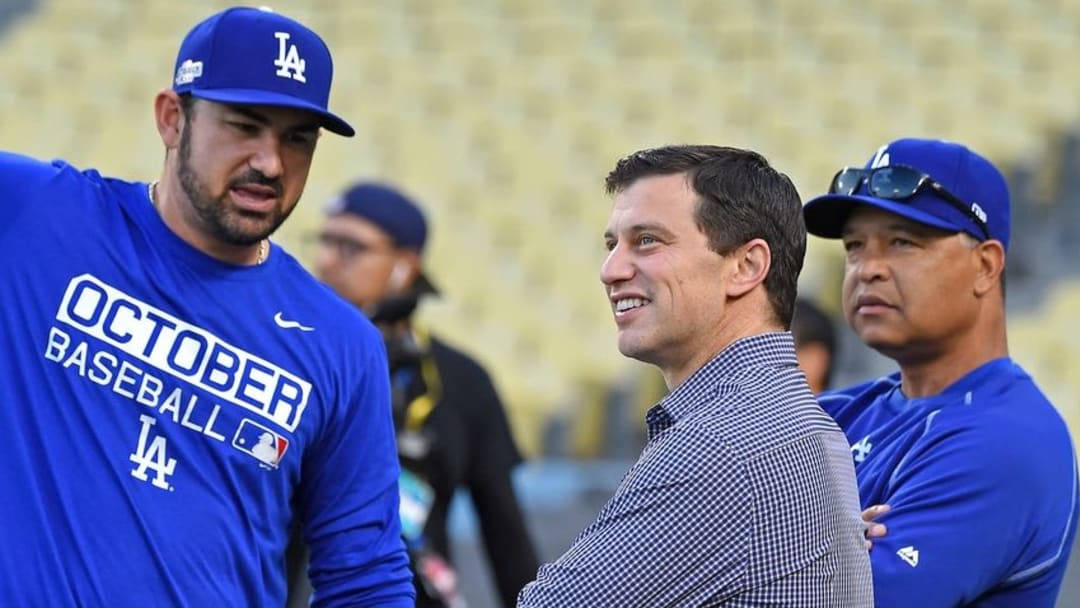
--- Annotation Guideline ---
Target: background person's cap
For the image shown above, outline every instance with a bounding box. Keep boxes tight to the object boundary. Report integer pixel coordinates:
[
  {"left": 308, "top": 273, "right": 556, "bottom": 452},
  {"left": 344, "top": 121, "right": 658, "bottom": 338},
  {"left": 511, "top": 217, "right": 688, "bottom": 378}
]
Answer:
[
  {"left": 172, "top": 6, "right": 354, "bottom": 137},
  {"left": 326, "top": 182, "right": 439, "bottom": 295},
  {"left": 803, "top": 138, "right": 1011, "bottom": 251}
]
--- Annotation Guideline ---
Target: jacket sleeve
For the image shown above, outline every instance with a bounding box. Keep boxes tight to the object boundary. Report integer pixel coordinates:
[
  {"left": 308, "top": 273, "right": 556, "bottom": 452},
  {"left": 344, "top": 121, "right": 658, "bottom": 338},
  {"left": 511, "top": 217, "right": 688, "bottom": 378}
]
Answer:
[
  {"left": 463, "top": 362, "right": 539, "bottom": 606},
  {"left": 867, "top": 414, "right": 1074, "bottom": 607}
]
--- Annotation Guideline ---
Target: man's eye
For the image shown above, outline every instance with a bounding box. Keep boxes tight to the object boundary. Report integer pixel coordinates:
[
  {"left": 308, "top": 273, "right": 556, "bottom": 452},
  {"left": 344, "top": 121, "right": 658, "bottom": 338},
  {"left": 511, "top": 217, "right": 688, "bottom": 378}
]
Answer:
[
  {"left": 288, "top": 131, "right": 318, "bottom": 146},
  {"left": 229, "top": 121, "right": 259, "bottom": 134}
]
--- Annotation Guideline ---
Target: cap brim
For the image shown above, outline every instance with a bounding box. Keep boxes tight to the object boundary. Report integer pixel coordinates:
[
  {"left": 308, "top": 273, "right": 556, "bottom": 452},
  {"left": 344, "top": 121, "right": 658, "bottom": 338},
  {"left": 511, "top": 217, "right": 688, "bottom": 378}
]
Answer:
[
  {"left": 191, "top": 89, "right": 355, "bottom": 137},
  {"left": 803, "top": 193, "right": 967, "bottom": 239}
]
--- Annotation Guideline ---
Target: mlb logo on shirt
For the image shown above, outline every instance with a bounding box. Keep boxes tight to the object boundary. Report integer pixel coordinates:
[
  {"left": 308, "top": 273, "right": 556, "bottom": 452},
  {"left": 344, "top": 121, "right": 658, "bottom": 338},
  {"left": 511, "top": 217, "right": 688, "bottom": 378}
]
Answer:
[{"left": 233, "top": 418, "right": 289, "bottom": 469}]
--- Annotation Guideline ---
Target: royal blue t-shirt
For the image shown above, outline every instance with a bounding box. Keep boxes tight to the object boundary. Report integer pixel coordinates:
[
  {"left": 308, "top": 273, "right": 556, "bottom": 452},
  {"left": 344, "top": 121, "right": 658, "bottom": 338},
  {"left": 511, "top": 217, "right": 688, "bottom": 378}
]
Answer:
[
  {"left": 820, "top": 357, "right": 1078, "bottom": 607},
  {"left": 0, "top": 152, "right": 414, "bottom": 606}
]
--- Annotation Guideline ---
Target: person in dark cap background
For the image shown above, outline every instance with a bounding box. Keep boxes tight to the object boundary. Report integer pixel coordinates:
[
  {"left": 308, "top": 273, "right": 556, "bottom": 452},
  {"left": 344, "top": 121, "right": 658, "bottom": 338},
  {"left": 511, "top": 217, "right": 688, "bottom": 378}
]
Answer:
[
  {"left": 803, "top": 137, "right": 1078, "bottom": 607},
  {"left": 791, "top": 297, "right": 840, "bottom": 394},
  {"left": 312, "top": 182, "right": 539, "bottom": 608},
  {"left": 316, "top": 183, "right": 439, "bottom": 323}
]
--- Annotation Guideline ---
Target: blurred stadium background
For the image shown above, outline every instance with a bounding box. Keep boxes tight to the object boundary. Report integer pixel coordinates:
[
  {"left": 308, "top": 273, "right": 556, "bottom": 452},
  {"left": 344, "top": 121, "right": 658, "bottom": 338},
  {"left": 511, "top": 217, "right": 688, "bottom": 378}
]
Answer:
[{"left": 3, "top": 1, "right": 1079, "bottom": 605}]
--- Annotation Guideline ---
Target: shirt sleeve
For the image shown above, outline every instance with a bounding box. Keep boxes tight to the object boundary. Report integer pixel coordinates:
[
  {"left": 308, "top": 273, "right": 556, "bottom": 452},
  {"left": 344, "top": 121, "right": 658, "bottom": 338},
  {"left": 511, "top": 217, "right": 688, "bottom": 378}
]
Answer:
[
  {"left": 867, "top": 414, "right": 1070, "bottom": 607},
  {"left": 298, "top": 334, "right": 415, "bottom": 608},
  {"left": 0, "top": 152, "right": 65, "bottom": 239},
  {"left": 463, "top": 363, "right": 539, "bottom": 606},
  {"left": 517, "top": 426, "right": 750, "bottom": 607}
]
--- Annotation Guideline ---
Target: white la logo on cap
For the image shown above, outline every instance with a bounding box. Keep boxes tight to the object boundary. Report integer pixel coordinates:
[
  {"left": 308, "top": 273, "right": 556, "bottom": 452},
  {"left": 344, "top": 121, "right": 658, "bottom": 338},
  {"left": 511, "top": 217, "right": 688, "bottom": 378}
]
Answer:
[
  {"left": 274, "top": 31, "right": 306, "bottom": 82},
  {"left": 870, "top": 145, "right": 891, "bottom": 169}
]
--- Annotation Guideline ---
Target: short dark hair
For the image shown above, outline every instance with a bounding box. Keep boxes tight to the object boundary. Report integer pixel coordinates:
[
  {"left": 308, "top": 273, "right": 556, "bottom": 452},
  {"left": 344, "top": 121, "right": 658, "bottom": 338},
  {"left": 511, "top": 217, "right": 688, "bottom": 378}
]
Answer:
[
  {"left": 791, "top": 298, "right": 839, "bottom": 386},
  {"left": 605, "top": 145, "right": 807, "bottom": 327},
  {"left": 180, "top": 93, "right": 198, "bottom": 120}
]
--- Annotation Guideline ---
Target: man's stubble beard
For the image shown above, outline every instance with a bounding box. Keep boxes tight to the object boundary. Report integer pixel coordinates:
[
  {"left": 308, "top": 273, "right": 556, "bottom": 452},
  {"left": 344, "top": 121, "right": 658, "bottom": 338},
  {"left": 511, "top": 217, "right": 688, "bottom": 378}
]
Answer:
[{"left": 176, "top": 122, "right": 294, "bottom": 247}]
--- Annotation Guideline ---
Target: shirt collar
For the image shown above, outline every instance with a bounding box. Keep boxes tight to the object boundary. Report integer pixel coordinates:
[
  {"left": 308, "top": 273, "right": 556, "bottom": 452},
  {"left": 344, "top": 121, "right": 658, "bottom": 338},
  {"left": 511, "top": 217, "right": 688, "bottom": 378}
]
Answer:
[
  {"left": 646, "top": 332, "right": 799, "bottom": 440},
  {"left": 886, "top": 356, "right": 1016, "bottom": 408}
]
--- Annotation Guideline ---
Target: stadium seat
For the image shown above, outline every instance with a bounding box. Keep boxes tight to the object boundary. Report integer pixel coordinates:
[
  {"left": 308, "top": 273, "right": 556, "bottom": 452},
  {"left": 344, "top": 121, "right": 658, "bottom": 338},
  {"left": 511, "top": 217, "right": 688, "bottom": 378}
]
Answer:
[{"left": 4, "top": 0, "right": 1080, "bottom": 456}]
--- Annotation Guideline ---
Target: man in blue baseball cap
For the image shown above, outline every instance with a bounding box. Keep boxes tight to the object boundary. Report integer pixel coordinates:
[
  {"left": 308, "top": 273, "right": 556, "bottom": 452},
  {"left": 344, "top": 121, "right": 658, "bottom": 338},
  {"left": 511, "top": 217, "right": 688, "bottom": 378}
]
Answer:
[
  {"left": 171, "top": 6, "right": 354, "bottom": 137},
  {"left": 804, "top": 138, "right": 1078, "bottom": 607},
  {"left": 313, "top": 182, "right": 540, "bottom": 608},
  {"left": 0, "top": 7, "right": 414, "bottom": 606}
]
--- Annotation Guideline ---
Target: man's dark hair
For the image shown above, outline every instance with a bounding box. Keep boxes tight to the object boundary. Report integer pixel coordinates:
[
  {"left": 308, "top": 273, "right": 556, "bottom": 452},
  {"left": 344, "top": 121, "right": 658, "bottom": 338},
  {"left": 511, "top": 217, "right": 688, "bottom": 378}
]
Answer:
[
  {"left": 180, "top": 93, "right": 198, "bottom": 120},
  {"left": 605, "top": 144, "right": 807, "bottom": 327},
  {"left": 791, "top": 298, "right": 838, "bottom": 387}
]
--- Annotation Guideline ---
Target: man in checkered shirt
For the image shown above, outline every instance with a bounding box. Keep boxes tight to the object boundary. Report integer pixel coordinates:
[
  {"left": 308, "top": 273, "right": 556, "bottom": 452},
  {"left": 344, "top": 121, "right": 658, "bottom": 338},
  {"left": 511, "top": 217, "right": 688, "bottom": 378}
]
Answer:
[{"left": 518, "top": 145, "right": 873, "bottom": 607}]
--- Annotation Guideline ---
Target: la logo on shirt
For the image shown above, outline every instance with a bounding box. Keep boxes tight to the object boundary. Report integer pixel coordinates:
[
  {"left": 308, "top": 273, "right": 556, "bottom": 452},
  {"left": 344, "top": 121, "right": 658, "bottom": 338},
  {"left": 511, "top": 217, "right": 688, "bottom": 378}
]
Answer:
[{"left": 851, "top": 435, "right": 873, "bottom": 463}]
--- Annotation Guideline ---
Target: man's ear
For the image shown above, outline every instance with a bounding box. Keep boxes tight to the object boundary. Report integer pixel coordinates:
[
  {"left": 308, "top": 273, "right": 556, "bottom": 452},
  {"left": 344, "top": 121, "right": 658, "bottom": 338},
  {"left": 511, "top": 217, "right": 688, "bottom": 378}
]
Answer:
[
  {"left": 389, "top": 261, "right": 410, "bottom": 291},
  {"left": 388, "top": 251, "right": 422, "bottom": 291},
  {"left": 973, "top": 240, "right": 1006, "bottom": 297},
  {"left": 726, "top": 238, "right": 771, "bottom": 298},
  {"left": 155, "top": 89, "right": 185, "bottom": 149}
]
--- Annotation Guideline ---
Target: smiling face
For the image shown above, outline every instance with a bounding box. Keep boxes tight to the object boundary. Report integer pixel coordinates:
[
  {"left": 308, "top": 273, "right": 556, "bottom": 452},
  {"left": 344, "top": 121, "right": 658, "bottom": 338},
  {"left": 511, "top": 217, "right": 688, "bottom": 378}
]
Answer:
[
  {"left": 601, "top": 173, "right": 734, "bottom": 384},
  {"left": 840, "top": 205, "right": 986, "bottom": 362},
  {"left": 166, "top": 95, "right": 320, "bottom": 254}
]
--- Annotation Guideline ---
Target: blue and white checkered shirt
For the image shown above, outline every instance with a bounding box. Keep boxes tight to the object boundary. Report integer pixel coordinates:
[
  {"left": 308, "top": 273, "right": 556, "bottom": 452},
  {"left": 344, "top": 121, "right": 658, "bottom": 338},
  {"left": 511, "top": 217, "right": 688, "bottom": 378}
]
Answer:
[{"left": 518, "top": 333, "right": 873, "bottom": 607}]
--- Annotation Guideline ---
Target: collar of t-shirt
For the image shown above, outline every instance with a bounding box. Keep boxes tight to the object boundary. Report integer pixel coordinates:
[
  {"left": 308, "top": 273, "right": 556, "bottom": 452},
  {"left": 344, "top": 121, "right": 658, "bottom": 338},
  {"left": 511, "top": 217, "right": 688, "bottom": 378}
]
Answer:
[{"left": 883, "top": 356, "right": 1016, "bottom": 412}]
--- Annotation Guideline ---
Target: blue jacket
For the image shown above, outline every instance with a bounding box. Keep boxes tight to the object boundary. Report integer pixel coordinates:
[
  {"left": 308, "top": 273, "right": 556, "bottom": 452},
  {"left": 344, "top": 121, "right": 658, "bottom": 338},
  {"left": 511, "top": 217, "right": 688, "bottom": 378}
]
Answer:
[{"left": 821, "top": 357, "right": 1078, "bottom": 607}]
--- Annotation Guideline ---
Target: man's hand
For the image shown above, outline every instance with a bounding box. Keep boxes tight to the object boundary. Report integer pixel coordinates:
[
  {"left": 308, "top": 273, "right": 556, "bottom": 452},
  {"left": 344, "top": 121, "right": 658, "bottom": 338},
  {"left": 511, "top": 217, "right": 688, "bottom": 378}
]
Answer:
[{"left": 862, "top": 504, "right": 889, "bottom": 550}]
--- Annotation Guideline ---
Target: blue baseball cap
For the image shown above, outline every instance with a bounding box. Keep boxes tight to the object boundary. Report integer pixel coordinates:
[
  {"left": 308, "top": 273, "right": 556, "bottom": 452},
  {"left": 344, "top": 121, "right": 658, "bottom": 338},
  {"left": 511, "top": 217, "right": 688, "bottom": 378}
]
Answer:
[
  {"left": 327, "top": 183, "right": 428, "bottom": 250},
  {"left": 803, "top": 138, "right": 1010, "bottom": 251},
  {"left": 325, "top": 182, "right": 438, "bottom": 294},
  {"left": 172, "top": 6, "right": 354, "bottom": 137}
]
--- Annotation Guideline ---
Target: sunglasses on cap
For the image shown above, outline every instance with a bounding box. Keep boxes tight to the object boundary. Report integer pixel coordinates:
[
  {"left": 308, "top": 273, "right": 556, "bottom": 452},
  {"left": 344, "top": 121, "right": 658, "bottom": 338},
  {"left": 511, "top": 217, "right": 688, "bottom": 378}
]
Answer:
[{"left": 828, "top": 165, "right": 990, "bottom": 240}]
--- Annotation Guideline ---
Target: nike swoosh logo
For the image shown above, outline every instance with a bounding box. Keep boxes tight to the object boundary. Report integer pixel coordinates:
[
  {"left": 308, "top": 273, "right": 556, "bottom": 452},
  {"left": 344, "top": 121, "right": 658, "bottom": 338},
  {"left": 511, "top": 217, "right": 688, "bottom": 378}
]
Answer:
[{"left": 274, "top": 312, "right": 314, "bottom": 332}]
